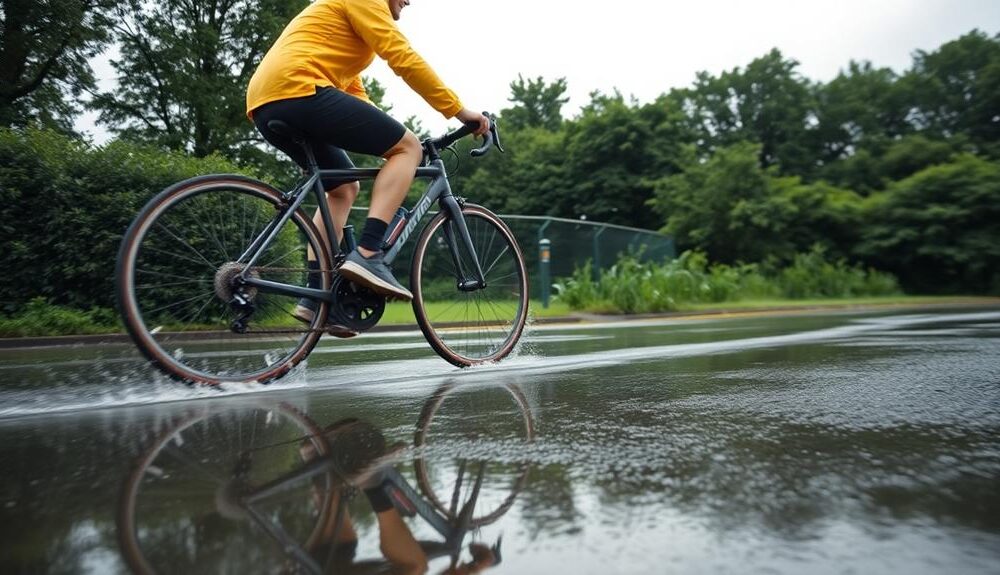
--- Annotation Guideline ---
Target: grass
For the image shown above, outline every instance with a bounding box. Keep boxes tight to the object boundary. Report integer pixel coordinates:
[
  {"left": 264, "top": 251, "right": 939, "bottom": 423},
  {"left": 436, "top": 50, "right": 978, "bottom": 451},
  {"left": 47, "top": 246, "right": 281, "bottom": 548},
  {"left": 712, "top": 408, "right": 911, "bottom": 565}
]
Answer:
[
  {"left": 378, "top": 300, "right": 573, "bottom": 325},
  {"left": 3, "top": 296, "right": 994, "bottom": 338},
  {"left": 676, "top": 295, "right": 994, "bottom": 312}
]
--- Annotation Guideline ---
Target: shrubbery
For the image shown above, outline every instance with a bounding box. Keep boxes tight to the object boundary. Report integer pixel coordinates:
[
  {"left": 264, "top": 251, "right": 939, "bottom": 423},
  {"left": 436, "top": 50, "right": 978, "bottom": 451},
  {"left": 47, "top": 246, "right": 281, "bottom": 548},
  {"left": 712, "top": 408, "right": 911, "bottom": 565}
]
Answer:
[
  {"left": 554, "top": 247, "right": 900, "bottom": 314},
  {"left": 0, "top": 128, "right": 250, "bottom": 315},
  {"left": 0, "top": 298, "right": 119, "bottom": 337}
]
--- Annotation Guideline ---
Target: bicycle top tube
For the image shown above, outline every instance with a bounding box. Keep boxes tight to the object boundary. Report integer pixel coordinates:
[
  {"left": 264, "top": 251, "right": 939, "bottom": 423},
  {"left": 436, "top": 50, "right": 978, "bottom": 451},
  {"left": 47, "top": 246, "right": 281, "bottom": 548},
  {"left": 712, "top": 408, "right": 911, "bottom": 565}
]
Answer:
[{"left": 307, "top": 165, "right": 443, "bottom": 182}]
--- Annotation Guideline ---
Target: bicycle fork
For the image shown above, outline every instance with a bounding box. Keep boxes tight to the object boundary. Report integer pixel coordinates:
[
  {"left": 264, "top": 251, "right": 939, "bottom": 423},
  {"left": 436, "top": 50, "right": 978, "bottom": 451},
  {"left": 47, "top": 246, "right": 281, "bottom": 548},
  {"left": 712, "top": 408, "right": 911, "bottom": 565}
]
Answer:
[{"left": 439, "top": 196, "right": 488, "bottom": 291}]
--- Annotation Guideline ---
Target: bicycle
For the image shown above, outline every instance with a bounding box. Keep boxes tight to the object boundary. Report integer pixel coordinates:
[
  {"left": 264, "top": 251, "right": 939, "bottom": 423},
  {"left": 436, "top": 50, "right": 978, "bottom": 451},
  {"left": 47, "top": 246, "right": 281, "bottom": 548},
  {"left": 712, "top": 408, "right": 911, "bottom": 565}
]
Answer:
[
  {"left": 115, "top": 115, "right": 529, "bottom": 385},
  {"left": 117, "top": 382, "right": 535, "bottom": 574}
]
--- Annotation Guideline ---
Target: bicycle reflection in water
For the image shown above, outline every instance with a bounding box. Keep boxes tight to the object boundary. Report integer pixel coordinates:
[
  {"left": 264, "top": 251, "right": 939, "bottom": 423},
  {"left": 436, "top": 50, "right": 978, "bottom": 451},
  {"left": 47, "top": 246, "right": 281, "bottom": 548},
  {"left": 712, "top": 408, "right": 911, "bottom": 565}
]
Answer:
[{"left": 117, "top": 382, "right": 535, "bottom": 574}]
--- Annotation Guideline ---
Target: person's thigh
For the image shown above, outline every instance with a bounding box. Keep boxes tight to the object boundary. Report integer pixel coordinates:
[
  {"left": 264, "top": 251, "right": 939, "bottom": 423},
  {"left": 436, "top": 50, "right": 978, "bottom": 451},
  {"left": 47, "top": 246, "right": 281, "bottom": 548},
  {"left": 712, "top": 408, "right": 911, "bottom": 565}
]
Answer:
[
  {"left": 307, "top": 86, "right": 407, "bottom": 158},
  {"left": 254, "top": 95, "right": 364, "bottom": 188}
]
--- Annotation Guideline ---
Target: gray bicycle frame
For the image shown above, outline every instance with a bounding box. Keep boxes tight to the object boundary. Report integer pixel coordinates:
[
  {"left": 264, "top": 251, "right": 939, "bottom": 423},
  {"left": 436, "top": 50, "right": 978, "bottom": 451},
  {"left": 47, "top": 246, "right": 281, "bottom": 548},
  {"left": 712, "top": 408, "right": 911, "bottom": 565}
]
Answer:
[
  {"left": 235, "top": 157, "right": 487, "bottom": 304},
  {"left": 241, "top": 459, "right": 483, "bottom": 575}
]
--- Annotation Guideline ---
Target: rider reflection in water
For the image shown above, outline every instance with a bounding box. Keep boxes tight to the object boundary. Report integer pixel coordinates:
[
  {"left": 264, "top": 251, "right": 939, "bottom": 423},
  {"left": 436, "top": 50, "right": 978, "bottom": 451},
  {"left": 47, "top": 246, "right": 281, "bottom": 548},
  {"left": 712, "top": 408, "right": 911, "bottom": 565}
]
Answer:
[
  {"left": 246, "top": 0, "right": 491, "bottom": 334},
  {"left": 299, "top": 419, "right": 498, "bottom": 575}
]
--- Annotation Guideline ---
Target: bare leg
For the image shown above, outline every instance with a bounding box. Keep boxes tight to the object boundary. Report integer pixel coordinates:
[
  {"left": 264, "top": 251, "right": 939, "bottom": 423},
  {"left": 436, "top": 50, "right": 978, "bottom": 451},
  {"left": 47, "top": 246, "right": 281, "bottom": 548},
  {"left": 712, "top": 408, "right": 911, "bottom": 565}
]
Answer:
[
  {"left": 307, "top": 181, "right": 360, "bottom": 262},
  {"left": 359, "top": 130, "right": 422, "bottom": 258},
  {"left": 318, "top": 492, "right": 358, "bottom": 544},
  {"left": 375, "top": 508, "right": 428, "bottom": 574}
]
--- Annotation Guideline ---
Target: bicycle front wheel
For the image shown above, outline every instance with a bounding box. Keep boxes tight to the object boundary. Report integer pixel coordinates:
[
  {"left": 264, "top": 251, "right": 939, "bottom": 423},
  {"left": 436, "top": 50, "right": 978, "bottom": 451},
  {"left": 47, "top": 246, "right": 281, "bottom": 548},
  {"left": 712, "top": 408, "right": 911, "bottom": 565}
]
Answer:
[
  {"left": 410, "top": 204, "right": 529, "bottom": 367},
  {"left": 116, "top": 175, "right": 330, "bottom": 385},
  {"left": 413, "top": 382, "right": 534, "bottom": 527}
]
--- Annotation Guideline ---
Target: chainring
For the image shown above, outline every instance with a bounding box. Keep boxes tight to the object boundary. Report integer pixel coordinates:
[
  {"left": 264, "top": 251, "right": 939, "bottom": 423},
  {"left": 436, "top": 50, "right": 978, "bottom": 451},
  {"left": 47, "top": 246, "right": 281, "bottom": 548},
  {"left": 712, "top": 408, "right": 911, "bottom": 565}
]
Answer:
[{"left": 328, "top": 274, "right": 386, "bottom": 331}]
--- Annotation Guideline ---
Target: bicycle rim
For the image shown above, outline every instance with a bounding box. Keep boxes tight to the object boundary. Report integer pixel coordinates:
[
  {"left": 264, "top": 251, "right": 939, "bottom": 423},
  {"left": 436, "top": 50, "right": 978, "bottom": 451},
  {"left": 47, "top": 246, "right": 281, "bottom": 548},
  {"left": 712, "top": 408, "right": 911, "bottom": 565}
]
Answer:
[
  {"left": 117, "top": 176, "right": 328, "bottom": 385},
  {"left": 411, "top": 205, "right": 529, "bottom": 367},
  {"left": 118, "top": 404, "right": 332, "bottom": 575},
  {"left": 413, "top": 382, "right": 534, "bottom": 527}
]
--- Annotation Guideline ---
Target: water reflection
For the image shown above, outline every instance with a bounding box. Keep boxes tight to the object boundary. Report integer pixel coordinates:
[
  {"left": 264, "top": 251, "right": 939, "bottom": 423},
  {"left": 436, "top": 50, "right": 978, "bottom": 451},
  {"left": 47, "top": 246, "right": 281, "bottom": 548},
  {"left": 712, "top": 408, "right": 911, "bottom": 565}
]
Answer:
[{"left": 116, "top": 381, "right": 534, "bottom": 574}]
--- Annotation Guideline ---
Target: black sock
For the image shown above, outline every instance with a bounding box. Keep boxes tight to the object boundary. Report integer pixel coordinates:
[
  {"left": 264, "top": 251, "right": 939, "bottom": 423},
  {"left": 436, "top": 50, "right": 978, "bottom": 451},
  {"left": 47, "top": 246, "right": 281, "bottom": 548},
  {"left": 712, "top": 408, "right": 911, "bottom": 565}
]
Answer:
[
  {"left": 364, "top": 485, "right": 393, "bottom": 513},
  {"left": 359, "top": 218, "right": 388, "bottom": 253},
  {"left": 306, "top": 260, "right": 320, "bottom": 290}
]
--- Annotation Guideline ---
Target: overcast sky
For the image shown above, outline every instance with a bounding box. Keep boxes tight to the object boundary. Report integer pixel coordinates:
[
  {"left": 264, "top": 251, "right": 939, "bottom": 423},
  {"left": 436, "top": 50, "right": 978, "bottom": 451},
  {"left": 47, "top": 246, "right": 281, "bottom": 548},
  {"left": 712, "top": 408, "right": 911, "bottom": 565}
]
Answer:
[{"left": 76, "top": 0, "right": 1000, "bottom": 142}]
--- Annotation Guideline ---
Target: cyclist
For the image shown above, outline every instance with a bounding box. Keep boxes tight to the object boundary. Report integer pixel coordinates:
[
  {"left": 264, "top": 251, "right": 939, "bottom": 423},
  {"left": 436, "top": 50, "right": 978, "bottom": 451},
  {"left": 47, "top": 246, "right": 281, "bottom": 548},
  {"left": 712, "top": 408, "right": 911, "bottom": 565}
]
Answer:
[
  {"left": 299, "top": 419, "right": 499, "bottom": 575},
  {"left": 246, "top": 0, "right": 490, "bottom": 335}
]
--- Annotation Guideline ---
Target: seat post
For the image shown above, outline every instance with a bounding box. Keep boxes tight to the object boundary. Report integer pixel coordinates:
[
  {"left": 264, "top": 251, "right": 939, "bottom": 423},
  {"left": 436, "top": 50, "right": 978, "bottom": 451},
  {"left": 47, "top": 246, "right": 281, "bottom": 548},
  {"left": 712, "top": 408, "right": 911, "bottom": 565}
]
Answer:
[{"left": 299, "top": 141, "right": 320, "bottom": 173}]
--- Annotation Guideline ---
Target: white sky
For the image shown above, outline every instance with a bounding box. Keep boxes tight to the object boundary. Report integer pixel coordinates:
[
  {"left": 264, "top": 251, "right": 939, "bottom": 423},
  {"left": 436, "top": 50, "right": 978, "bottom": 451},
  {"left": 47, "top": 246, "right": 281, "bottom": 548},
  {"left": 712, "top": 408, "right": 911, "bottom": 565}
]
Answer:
[{"left": 76, "top": 0, "right": 1000, "bottom": 142}]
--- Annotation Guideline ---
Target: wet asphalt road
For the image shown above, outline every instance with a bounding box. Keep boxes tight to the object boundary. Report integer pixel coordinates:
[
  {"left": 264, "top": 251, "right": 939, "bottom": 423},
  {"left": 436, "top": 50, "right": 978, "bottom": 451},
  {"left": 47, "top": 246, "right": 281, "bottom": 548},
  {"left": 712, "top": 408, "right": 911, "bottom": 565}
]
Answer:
[{"left": 0, "top": 306, "right": 998, "bottom": 574}]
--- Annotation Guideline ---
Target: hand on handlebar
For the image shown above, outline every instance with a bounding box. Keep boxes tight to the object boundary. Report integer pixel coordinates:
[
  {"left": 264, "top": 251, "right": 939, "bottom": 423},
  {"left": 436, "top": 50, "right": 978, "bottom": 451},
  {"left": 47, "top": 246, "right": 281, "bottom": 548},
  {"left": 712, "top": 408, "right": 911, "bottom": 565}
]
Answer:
[{"left": 456, "top": 108, "right": 490, "bottom": 136}]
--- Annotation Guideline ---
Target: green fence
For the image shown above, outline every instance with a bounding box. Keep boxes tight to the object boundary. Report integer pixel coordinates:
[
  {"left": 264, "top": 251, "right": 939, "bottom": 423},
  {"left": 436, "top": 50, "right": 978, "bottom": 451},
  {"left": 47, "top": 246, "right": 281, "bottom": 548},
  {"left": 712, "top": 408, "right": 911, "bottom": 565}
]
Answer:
[{"left": 346, "top": 208, "right": 675, "bottom": 307}]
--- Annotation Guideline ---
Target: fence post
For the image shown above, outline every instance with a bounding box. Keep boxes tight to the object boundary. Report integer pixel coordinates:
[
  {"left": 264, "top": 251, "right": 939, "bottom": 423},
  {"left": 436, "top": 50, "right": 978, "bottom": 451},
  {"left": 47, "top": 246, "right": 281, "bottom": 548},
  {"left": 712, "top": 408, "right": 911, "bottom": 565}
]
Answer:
[
  {"left": 538, "top": 219, "right": 552, "bottom": 307},
  {"left": 539, "top": 238, "right": 551, "bottom": 308},
  {"left": 592, "top": 226, "right": 607, "bottom": 282}
]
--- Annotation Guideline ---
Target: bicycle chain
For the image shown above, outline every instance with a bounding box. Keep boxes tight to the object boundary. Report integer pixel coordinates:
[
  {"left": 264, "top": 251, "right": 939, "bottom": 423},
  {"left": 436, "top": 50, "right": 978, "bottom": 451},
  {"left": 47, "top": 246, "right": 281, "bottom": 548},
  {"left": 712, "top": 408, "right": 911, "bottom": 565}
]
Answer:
[{"left": 237, "top": 265, "right": 362, "bottom": 335}]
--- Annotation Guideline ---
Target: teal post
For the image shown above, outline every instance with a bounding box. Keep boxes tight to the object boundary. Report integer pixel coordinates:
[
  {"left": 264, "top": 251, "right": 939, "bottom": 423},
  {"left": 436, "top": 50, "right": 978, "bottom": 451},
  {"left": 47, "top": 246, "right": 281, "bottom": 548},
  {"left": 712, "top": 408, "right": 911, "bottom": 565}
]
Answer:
[
  {"left": 539, "top": 238, "right": 551, "bottom": 308},
  {"left": 592, "top": 226, "right": 607, "bottom": 282},
  {"left": 538, "top": 219, "right": 552, "bottom": 307}
]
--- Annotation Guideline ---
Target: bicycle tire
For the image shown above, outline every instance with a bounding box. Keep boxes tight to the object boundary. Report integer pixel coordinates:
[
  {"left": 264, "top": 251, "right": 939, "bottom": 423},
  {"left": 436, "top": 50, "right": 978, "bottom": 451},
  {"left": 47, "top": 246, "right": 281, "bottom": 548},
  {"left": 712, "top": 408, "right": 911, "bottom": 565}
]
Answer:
[
  {"left": 116, "top": 175, "right": 331, "bottom": 385},
  {"left": 410, "top": 204, "right": 529, "bottom": 367},
  {"left": 413, "top": 382, "right": 534, "bottom": 527},
  {"left": 117, "top": 403, "right": 333, "bottom": 575}
]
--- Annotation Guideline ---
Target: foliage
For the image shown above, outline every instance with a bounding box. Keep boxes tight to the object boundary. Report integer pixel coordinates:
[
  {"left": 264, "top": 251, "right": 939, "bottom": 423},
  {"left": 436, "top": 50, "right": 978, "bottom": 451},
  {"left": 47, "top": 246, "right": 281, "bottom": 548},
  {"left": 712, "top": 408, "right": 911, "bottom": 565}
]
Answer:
[
  {"left": 857, "top": 154, "right": 1000, "bottom": 293},
  {"left": 649, "top": 142, "right": 865, "bottom": 264},
  {"left": 0, "top": 0, "right": 113, "bottom": 131},
  {"left": 669, "top": 49, "right": 816, "bottom": 174},
  {"left": 554, "top": 248, "right": 899, "bottom": 314},
  {"left": 0, "top": 298, "right": 117, "bottom": 336},
  {"left": 500, "top": 75, "right": 569, "bottom": 132},
  {"left": 91, "top": 0, "right": 306, "bottom": 157},
  {"left": 0, "top": 127, "right": 247, "bottom": 313},
  {"left": 902, "top": 30, "right": 1000, "bottom": 153}
]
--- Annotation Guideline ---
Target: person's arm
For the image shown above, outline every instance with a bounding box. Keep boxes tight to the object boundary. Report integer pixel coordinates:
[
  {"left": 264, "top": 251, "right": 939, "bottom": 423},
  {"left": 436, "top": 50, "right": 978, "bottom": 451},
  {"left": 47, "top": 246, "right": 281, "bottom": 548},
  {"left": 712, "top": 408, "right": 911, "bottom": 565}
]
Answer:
[{"left": 345, "top": 0, "right": 464, "bottom": 119}]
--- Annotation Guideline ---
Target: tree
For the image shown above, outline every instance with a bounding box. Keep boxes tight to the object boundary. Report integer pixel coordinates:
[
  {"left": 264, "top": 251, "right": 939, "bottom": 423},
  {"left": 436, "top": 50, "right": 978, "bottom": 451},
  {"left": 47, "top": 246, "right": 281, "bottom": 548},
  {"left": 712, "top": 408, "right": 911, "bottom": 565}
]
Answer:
[
  {"left": 558, "top": 91, "right": 687, "bottom": 229},
  {"left": 650, "top": 142, "right": 795, "bottom": 263},
  {"left": 0, "top": 0, "right": 111, "bottom": 131},
  {"left": 902, "top": 30, "right": 1000, "bottom": 154},
  {"left": 92, "top": 0, "right": 305, "bottom": 157},
  {"left": 500, "top": 75, "right": 569, "bottom": 132},
  {"left": 857, "top": 154, "right": 1000, "bottom": 293},
  {"left": 811, "top": 60, "right": 910, "bottom": 167},
  {"left": 649, "top": 141, "right": 864, "bottom": 264},
  {"left": 673, "top": 49, "right": 815, "bottom": 174}
]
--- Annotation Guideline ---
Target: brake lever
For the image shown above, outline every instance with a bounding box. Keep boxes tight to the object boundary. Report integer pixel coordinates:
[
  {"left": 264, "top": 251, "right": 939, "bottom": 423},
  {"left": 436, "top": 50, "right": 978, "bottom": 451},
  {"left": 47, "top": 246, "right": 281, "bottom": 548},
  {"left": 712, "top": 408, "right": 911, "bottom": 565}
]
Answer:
[
  {"left": 469, "top": 112, "right": 504, "bottom": 157},
  {"left": 490, "top": 115, "right": 504, "bottom": 154}
]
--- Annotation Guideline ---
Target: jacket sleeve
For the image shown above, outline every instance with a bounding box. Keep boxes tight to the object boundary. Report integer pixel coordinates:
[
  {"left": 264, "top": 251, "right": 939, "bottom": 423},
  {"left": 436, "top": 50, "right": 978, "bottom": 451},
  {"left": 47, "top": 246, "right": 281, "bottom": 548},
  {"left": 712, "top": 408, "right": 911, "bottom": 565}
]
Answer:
[{"left": 345, "top": 0, "right": 464, "bottom": 118}]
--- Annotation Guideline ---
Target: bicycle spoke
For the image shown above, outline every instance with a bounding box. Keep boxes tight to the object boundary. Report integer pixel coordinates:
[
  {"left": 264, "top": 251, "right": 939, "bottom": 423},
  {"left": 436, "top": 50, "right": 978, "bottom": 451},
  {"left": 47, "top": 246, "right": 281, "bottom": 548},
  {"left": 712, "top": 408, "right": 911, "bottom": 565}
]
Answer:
[
  {"left": 143, "top": 288, "right": 217, "bottom": 317},
  {"left": 154, "top": 221, "right": 221, "bottom": 270},
  {"left": 412, "top": 208, "right": 527, "bottom": 366},
  {"left": 121, "top": 182, "right": 323, "bottom": 384},
  {"left": 484, "top": 245, "right": 510, "bottom": 277}
]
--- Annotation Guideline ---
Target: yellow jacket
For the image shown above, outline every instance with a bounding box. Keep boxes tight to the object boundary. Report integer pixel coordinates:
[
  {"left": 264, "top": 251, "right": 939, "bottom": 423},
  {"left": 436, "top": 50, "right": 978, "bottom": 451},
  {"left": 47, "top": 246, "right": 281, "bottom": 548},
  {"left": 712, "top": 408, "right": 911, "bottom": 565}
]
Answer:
[{"left": 246, "top": 0, "right": 463, "bottom": 119}]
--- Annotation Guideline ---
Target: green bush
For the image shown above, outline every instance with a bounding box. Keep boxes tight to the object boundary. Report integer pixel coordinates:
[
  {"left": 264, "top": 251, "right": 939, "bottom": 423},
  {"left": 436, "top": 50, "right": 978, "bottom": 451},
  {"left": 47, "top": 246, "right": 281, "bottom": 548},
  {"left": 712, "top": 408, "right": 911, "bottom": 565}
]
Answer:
[
  {"left": 777, "top": 245, "right": 900, "bottom": 298},
  {"left": 0, "top": 128, "right": 250, "bottom": 315},
  {"left": 0, "top": 298, "right": 119, "bottom": 337},
  {"left": 554, "top": 248, "right": 900, "bottom": 313}
]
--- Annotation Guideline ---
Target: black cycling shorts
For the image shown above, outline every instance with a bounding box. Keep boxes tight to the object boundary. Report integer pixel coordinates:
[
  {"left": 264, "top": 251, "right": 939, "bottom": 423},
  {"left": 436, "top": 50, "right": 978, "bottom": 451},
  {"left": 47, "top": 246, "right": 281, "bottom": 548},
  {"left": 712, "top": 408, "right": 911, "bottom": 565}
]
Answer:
[{"left": 252, "top": 86, "right": 407, "bottom": 189}]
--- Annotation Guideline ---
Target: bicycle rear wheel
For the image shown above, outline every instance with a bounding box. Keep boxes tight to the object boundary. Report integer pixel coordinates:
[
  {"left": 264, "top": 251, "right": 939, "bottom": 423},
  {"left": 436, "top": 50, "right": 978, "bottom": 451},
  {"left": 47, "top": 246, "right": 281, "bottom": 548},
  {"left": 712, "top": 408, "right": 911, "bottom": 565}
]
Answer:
[
  {"left": 118, "top": 404, "right": 333, "bottom": 575},
  {"left": 116, "top": 175, "right": 329, "bottom": 385},
  {"left": 410, "top": 204, "right": 529, "bottom": 367}
]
